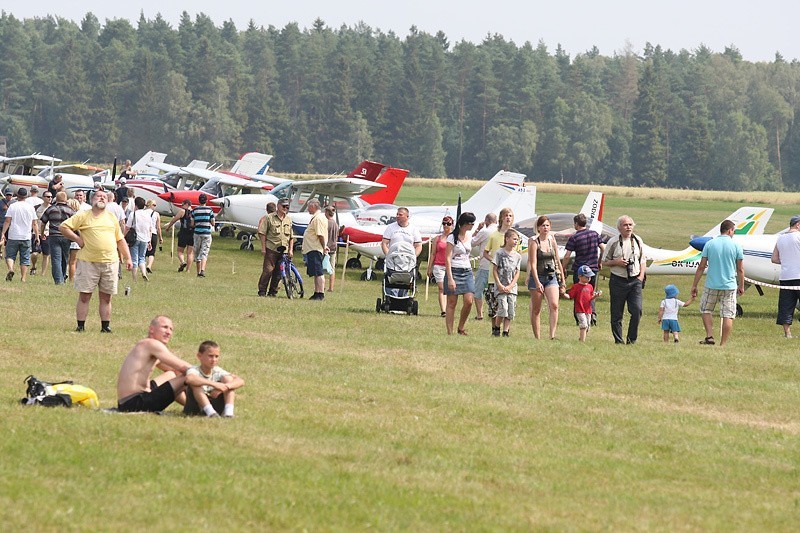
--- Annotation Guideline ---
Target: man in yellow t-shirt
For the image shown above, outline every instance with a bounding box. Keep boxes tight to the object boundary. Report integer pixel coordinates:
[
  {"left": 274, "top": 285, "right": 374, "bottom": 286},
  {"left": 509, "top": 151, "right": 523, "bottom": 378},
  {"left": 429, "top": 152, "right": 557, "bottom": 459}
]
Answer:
[
  {"left": 301, "top": 198, "right": 329, "bottom": 300},
  {"left": 61, "top": 191, "right": 133, "bottom": 333}
]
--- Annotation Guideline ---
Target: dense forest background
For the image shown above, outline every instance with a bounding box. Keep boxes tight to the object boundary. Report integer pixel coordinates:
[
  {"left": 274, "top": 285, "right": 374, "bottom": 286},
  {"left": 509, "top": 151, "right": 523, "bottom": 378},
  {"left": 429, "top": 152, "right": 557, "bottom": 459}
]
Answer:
[{"left": 1, "top": 11, "right": 799, "bottom": 190}]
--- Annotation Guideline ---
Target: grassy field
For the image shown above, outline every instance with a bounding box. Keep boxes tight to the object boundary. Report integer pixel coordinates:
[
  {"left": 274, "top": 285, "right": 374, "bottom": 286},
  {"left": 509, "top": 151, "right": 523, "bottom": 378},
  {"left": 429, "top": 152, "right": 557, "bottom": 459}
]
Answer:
[{"left": 2, "top": 184, "right": 799, "bottom": 530}]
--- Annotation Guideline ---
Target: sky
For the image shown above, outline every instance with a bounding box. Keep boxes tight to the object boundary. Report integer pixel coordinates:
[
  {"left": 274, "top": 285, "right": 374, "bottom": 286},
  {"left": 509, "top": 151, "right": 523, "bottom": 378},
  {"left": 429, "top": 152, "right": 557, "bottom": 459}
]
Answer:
[{"left": 3, "top": 0, "right": 797, "bottom": 63}]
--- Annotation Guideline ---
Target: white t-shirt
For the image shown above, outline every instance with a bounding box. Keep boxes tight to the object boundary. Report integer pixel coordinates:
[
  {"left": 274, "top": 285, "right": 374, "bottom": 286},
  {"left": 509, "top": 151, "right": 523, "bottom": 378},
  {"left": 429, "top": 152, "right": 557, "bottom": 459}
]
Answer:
[
  {"left": 5, "top": 200, "right": 37, "bottom": 240},
  {"left": 125, "top": 209, "right": 154, "bottom": 242},
  {"left": 471, "top": 224, "right": 497, "bottom": 271},
  {"left": 26, "top": 196, "right": 44, "bottom": 209},
  {"left": 106, "top": 201, "right": 126, "bottom": 223},
  {"left": 148, "top": 209, "right": 160, "bottom": 235},
  {"left": 447, "top": 233, "right": 472, "bottom": 269},
  {"left": 382, "top": 222, "right": 421, "bottom": 248},
  {"left": 660, "top": 298, "right": 687, "bottom": 320},
  {"left": 186, "top": 365, "right": 230, "bottom": 395},
  {"left": 776, "top": 231, "right": 800, "bottom": 280}
]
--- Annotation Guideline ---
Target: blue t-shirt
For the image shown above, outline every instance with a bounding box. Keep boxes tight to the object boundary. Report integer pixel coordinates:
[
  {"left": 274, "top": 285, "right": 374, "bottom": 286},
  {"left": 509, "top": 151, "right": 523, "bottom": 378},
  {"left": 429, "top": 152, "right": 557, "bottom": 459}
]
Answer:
[{"left": 701, "top": 235, "right": 743, "bottom": 290}]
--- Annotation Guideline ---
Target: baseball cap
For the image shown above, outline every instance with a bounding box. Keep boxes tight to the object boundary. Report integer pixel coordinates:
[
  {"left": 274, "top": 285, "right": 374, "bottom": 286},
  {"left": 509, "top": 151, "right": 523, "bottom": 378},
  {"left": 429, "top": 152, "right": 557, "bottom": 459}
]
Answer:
[
  {"left": 278, "top": 198, "right": 290, "bottom": 207},
  {"left": 118, "top": 177, "right": 127, "bottom": 184},
  {"left": 16, "top": 187, "right": 28, "bottom": 197},
  {"left": 790, "top": 215, "right": 800, "bottom": 227},
  {"left": 577, "top": 265, "right": 595, "bottom": 278},
  {"left": 3, "top": 189, "right": 12, "bottom": 196}
]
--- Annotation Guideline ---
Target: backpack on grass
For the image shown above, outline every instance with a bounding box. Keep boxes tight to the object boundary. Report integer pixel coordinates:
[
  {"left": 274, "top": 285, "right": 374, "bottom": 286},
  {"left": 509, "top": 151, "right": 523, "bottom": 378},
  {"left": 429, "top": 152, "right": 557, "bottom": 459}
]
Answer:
[{"left": 20, "top": 375, "right": 99, "bottom": 408}]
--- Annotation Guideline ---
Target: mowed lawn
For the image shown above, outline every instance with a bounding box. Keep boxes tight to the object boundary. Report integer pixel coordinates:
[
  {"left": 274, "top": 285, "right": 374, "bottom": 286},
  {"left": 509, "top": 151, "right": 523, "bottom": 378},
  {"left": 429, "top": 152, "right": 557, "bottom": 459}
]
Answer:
[{"left": 1, "top": 183, "right": 799, "bottom": 530}]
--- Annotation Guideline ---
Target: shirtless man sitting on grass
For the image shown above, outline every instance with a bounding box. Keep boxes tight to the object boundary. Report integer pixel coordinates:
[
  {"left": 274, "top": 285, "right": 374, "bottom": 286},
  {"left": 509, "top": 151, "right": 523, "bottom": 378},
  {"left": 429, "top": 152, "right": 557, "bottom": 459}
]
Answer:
[{"left": 117, "top": 315, "right": 192, "bottom": 413}]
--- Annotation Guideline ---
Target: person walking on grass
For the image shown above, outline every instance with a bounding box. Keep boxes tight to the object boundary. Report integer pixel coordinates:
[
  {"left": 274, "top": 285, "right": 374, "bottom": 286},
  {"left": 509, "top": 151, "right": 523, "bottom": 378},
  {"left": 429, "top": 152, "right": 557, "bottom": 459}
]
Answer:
[
  {"left": 302, "top": 199, "right": 329, "bottom": 300},
  {"left": 471, "top": 212, "right": 498, "bottom": 321},
  {"left": 528, "top": 215, "right": 566, "bottom": 340},
  {"left": 1, "top": 188, "right": 39, "bottom": 282},
  {"left": 427, "top": 215, "right": 454, "bottom": 317},
  {"left": 658, "top": 284, "right": 693, "bottom": 343},
  {"left": 124, "top": 197, "right": 153, "bottom": 282},
  {"left": 192, "top": 193, "right": 215, "bottom": 278},
  {"left": 691, "top": 219, "right": 744, "bottom": 347},
  {"left": 771, "top": 215, "right": 800, "bottom": 339},
  {"left": 60, "top": 191, "right": 133, "bottom": 333},
  {"left": 444, "top": 212, "right": 476, "bottom": 335},
  {"left": 40, "top": 191, "right": 75, "bottom": 285},
  {"left": 564, "top": 265, "right": 601, "bottom": 342},
  {"left": 163, "top": 199, "right": 195, "bottom": 272},
  {"left": 492, "top": 229, "right": 521, "bottom": 337}
]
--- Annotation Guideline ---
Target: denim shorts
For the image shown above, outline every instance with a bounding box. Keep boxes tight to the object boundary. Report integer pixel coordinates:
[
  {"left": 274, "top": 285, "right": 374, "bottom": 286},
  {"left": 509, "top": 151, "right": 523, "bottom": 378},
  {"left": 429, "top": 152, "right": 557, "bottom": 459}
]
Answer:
[
  {"left": 444, "top": 267, "right": 475, "bottom": 295},
  {"left": 527, "top": 273, "right": 560, "bottom": 290},
  {"left": 5, "top": 239, "right": 31, "bottom": 266}
]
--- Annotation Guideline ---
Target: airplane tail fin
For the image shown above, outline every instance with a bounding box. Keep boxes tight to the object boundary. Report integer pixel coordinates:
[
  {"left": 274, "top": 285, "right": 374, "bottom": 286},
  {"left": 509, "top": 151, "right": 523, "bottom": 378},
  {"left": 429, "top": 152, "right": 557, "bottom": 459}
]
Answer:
[
  {"left": 580, "top": 191, "right": 605, "bottom": 234},
  {"left": 701, "top": 206, "right": 774, "bottom": 237},
  {"left": 229, "top": 152, "right": 273, "bottom": 176},
  {"left": 359, "top": 167, "right": 409, "bottom": 205},
  {"left": 347, "top": 160, "right": 386, "bottom": 181},
  {"left": 462, "top": 170, "right": 528, "bottom": 217},
  {"left": 131, "top": 151, "right": 168, "bottom": 173}
]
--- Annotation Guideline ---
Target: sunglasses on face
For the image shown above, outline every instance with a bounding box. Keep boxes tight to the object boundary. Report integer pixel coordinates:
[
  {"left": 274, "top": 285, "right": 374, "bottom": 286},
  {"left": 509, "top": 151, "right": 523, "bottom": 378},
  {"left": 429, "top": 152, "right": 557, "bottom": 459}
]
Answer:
[{"left": 442, "top": 222, "right": 452, "bottom": 226}]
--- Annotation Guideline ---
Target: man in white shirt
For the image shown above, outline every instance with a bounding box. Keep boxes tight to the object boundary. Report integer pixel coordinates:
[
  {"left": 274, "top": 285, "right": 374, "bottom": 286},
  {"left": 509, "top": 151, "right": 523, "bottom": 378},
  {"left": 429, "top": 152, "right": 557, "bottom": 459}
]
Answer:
[
  {"left": 0, "top": 188, "right": 39, "bottom": 282},
  {"left": 470, "top": 213, "right": 498, "bottom": 320},
  {"left": 772, "top": 215, "right": 800, "bottom": 338},
  {"left": 381, "top": 207, "right": 422, "bottom": 257},
  {"left": 26, "top": 185, "right": 44, "bottom": 209}
]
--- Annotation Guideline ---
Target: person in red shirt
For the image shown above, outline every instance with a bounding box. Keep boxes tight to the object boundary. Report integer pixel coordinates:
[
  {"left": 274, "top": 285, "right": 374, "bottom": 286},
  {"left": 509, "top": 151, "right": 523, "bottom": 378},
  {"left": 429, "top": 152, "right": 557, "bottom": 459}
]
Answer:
[{"left": 565, "top": 265, "right": 601, "bottom": 342}]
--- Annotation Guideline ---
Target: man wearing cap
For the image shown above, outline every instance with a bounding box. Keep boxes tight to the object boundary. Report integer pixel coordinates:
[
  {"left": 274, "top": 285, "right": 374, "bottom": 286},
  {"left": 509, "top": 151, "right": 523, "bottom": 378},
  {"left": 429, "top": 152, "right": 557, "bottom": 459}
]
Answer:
[
  {"left": 0, "top": 188, "right": 39, "bottom": 282},
  {"left": 114, "top": 177, "right": 129, "bottom": 204},
  {"left": 26, "top": 185, "right": 44, "bottom": 209},
  {"left": 302, "top": 198, "right": 329, "bottom": 300},
  {"left": 192, "top": 193, "right": 215, "bottom": 277},
  {"left": 771, "top": 215, "right": 800, "bottom": 338},
  {"left": 691, "top": 219, "right": 744, "bottom": 347},
  {"left": 257, "top": 198, "right": 294, "bottom": 297},
  {"left": 163, "top": 199, "right": 195, "bottom": 272},
  {"left": 40, "top": 191, "right": 76, "bottom": 284},
  {"left": 60, "top": 190, "right": 133, "bottom": 332}
]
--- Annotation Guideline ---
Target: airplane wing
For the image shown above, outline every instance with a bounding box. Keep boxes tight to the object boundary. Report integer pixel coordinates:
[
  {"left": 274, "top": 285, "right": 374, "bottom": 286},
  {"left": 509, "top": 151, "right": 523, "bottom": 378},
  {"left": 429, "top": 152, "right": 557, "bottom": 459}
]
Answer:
[
  {"left": 282, "top": 177, "right": 386, "bottom": 198},
  {"left": 148, "top": 162, "right": 183, "bottom": 173},
  {"left": 2, "top": 154, "right": 62, "bottom": 166}
]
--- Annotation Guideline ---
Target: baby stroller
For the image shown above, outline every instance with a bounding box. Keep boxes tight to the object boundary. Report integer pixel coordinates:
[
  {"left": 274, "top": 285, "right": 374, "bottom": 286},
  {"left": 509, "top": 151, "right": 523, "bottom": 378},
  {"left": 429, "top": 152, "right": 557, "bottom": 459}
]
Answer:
[{"left": 376, "top": 241, "right": 419, "bottom": 315}]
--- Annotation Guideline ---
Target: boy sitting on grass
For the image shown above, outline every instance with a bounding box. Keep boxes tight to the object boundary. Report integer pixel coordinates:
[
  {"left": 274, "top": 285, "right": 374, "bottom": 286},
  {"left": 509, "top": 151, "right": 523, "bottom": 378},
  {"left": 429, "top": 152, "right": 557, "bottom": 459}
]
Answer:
[{"left": 184, "top": 340, "right": 244, "bottom": 418}]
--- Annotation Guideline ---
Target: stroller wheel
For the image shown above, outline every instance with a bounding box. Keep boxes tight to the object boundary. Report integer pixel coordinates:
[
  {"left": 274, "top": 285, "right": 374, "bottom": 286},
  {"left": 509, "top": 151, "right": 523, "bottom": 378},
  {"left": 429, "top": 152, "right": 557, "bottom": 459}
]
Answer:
[
  {"left": 411, "top": 300, "right": 419, "bottom": 316},
  {"left": 376, "top": 298, "right": 382, "bottom": 313}
]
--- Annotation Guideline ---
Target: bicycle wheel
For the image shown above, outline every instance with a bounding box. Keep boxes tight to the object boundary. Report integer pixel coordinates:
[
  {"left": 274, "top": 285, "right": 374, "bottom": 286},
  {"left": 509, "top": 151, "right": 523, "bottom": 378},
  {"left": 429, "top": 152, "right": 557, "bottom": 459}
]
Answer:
[{"left": 290, "top": 266, "right": 305, "bottom": 299}]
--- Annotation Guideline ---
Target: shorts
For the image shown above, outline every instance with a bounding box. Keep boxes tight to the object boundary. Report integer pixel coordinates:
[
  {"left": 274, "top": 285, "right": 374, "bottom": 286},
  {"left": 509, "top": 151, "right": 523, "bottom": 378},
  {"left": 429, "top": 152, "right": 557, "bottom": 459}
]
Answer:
[
  {"left": 576, "top": 312, "right": 591, "bottom": 330},
  {"left": 145, "top": 234, "right": 158, "bottom": 257},
  {"left": 31, "top": 236, "right": 42, "bottom": 254},
  {"left": 661, "top": 319, "right": 681, "bottom": 332},
  {"left": 776, "top": 279, "right": 800, "bottom": 326},
  {"left": 495, "top": 293, "right": 517, "bottom": 319},
  {"left": 39, "top": 237, "right": 50, "bottom": 255},
  {"left": 700, "top": 287, "right": 737, "bottom": 319},
  {"left": 474, "top": 268, "right": 491, "bottom": 297},
  {"left": 527, "top": 273, "right": 560, "bottom": 290},
  {"left": 177, "top": 230, "right": 194, "bottom": 248},
  {"left": 183, "top": 388, "right": 225, "bottom": 416},
  {"left": 306, "top": 250, "right": 324, "bottom": 277},
  {"left": 432, "top": 264, "right": 446, "bottom": 284},
  {"left": 193, "top": 234, "right": 212, "bottom": 262},
  {"left": 118, "top": 380, "right": 176, "bottom": 413},
  {"left": 74, "top": 260, "right": 119, "bottom": 295},
  {"left": 444, "top": 267, "right": 475, "bottom": 295},
  {"left": 4, "top": 239, "right": 31, "bottom": 265}
]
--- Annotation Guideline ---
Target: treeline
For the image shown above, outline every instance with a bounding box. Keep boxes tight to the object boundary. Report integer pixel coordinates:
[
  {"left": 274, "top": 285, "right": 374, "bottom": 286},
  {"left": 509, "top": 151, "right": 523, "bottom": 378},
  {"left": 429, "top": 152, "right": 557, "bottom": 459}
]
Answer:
[{"left": 1, "top": 12, "right": 799, "bottom": 190}]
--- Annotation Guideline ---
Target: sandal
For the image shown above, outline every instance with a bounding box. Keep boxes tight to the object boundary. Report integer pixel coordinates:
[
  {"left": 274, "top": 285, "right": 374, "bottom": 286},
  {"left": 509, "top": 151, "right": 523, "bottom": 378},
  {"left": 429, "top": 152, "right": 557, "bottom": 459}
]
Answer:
[
  {"left": 699, "top": 336, "right": 715, "bottom": 345},
  {"left": 457, "top": 329, "right": 468, "bottom": 336},
  {"left": 474, "top": 316, "right": 484, "bottom": 321}
]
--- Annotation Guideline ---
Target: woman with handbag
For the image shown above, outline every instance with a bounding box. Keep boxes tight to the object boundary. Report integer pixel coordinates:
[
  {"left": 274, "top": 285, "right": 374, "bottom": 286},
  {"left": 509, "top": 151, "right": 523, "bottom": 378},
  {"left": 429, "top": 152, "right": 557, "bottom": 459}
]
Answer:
[
  {"left": 528, "top": 215, "right": 567, "bottom": 340},
  {"left": 123, "top": 197, "right": 153, "bottom": 281}
]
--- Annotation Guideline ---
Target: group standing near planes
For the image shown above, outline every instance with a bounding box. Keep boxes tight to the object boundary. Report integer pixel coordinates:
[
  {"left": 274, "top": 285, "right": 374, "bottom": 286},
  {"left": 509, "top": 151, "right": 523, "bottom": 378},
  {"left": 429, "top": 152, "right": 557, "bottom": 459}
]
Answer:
[{"left": 1, "top": 149, "right": 797, "bottom": 343}]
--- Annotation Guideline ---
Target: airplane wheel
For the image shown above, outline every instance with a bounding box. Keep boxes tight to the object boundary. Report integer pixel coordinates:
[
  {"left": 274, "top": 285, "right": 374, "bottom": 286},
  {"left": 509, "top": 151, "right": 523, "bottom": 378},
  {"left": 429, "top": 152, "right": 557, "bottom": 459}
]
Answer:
[
  {"left": 361, "top": 270, "right": 375, "bottom": 281},
  {"left": 237, "top": 231, "right": 250, "bottom": 241},
  {"left": 736, "top": 304, "right": 743, "bottom": 318},
  {"left": 376, "top": 298, "right": 382, "bottom": 313},
  {"left": 346, "top": 257, "right": 362, "bottom": 269},
  {"left": 220, "top": 227, "right": 234, "bottom": 238},
  {"left": 240, "top": 241, "right": 254, "bottom": 251}
]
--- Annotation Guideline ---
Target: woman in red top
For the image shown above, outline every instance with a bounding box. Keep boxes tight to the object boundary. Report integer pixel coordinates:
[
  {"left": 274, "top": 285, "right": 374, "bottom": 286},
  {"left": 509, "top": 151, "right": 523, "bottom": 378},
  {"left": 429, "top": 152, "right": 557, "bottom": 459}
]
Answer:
[{"left": 426, "top": 216, "right": 453, "bottom": 316}]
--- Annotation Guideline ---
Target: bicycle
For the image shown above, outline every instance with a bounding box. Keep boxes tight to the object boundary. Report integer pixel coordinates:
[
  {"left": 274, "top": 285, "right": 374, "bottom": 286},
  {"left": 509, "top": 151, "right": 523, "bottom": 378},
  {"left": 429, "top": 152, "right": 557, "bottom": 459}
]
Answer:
[{"left": 276, "top": 246, "right": 304, "bottom": 299}]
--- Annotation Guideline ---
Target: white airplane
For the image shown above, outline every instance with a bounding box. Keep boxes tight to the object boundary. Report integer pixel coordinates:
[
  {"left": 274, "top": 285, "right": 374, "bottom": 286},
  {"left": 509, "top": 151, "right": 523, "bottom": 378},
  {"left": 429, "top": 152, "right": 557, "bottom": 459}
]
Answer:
[
  {"left": 339, "top": 171, "right": 537, "bottom": 273},
  {"left": 689, "top": 229, "right": 785, "bottom": 287},
  {"left": 212, "top": 165, "right": 410, "bottom": 231},
  {"left": 1, "top": 157, "right": 115, "bottom": 198}
]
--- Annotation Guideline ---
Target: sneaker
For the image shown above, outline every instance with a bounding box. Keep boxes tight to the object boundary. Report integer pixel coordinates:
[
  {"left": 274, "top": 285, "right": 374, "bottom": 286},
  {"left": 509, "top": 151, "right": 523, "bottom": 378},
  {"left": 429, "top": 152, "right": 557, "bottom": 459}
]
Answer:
[
  {"left": 267, "top": 293, "right": 277, "bottom": 297},
  {"left": 30, "top": 267, "right": 36, "bottom": 275},
  {"left": 502, "top": 331, "right": 510, "bottom": 337},
  {"left": 308, "top": 293, "right": 319, "bottom": 300},
  {"left": 75, "top": 326, "right": 85, "bottom": 332},
  {"left": 5, "top": 271, "right": 13, "bottom": 281},
  {"left": 699, "top": 336, "right": 715, "bottom": 345},
  {"left": 674, "top": 338, "right": 680, "bottom": 343},
  {"left": 146, "top": 267, "right": 152, "bottom": 274},
  {"left": 100, "top": 327, "right": 113, "bottom": 333},
  {"left": 492, "top": 327, "right": 500, "bottom": 337},
  {"left": 207, "top": 412, "right": 220, "bottom": 418},
  {"left": 142, "top": 272, "right": 149, "bottom": 282},
  {"left": 474, "top": 316, "right": 484, "bottom": 321},
  {"left": 178, "top": 263, "right": 187, "bottom": 273},
  {"left": 440, "top": 311, "right": 446, "bottom": 317},
  {"left": 785, "top": 333, "right": 793, "bottom": 339},
  {"left": 198, "top": 271, "right": 205, "bottom": 278},
  {"left": 257, "top": 292, "right": 266, "bottom": 297}
]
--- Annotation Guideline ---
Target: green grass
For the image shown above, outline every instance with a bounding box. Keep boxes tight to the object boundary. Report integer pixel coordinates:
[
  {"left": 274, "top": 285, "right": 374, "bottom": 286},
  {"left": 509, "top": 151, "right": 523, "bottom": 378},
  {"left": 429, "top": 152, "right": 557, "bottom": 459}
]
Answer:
[{"left": 1, "top": 186, "right": 799, "bottom": 530}]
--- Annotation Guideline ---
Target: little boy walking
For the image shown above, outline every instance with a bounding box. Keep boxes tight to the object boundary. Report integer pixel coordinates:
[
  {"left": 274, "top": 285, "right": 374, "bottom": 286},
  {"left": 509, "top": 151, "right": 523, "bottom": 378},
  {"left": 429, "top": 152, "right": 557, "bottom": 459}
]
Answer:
[
  {"left": 492, "top": 230, "right": 521, "bottom": 337},
  {"left": 565, "top": 265, "right": 601, "bottom": 342},
  {"left": 184, "top": 340, "right": 245, "bottom": 418},
  {"left": 658, "top": 284, "right": 694, "bottom": 343}
]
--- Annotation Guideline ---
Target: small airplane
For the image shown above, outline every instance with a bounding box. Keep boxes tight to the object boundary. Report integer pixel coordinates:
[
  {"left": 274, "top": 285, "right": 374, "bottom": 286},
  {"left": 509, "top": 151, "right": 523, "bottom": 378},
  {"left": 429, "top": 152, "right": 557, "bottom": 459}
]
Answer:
[
  {"left": 0, "top": 155, "right": 115, "bottom": 198},
  {"left": 212, "top": 163, "right": 409, "bottom": 232},
  {"left": 339, "top": 171, "right": 537, "bottom": 277},
  {"left": 0, "top": 153, "right": 62, "bottom": 181}
]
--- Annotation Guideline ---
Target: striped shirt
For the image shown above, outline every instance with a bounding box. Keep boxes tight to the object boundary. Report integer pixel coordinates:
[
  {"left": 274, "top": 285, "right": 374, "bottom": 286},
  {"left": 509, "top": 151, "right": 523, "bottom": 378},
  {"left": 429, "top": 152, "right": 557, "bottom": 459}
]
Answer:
[
  {"left": 191, "top": 206, "right": 215, "bottom": 235},
  {"left": 565, "top": 229, "right": 603, "bottom": 271},
  {"left": 40, "top": 202, "right": 77, "bottom": 237}
]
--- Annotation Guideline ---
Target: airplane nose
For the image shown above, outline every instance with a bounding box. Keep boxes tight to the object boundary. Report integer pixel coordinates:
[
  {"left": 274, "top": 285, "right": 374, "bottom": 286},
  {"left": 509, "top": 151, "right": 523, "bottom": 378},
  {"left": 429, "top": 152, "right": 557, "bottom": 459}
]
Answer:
[{"left": 689, "top": 236, "right": 712, "bottom": 251}]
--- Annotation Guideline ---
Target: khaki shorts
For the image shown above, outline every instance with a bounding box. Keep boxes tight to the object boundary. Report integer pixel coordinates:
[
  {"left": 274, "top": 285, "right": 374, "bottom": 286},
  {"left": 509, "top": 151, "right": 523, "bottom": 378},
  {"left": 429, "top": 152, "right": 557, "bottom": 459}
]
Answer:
[
  {"left": 576, "top": 312, "right": 591, "bottom": 330},
  {"left": 74, "top": 260, "right": 119, "bottom": 295},
  {"left": 700, "top": 287, "right": 737, "bottom": 319}
]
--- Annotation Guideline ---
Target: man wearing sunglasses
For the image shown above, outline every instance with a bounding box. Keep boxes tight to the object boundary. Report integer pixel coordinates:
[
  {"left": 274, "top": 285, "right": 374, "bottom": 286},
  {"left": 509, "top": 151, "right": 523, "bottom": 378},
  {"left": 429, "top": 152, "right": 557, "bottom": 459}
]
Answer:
[{"left": 257, "top": 197, "right": 294, "bottom": 297}]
